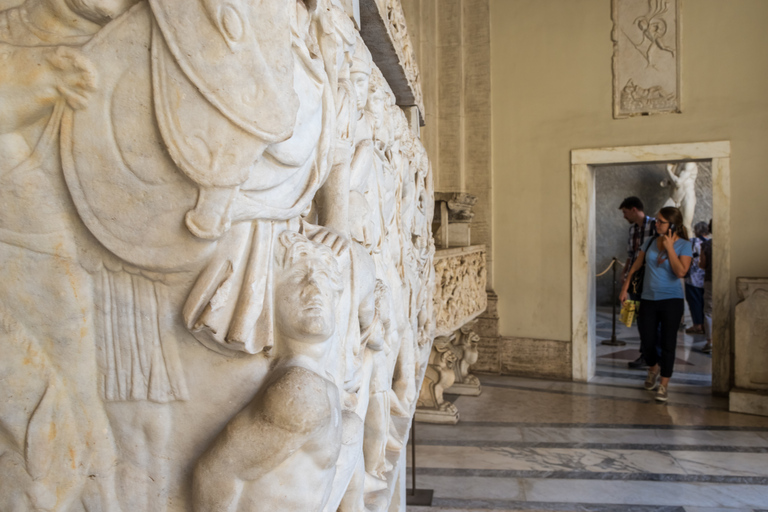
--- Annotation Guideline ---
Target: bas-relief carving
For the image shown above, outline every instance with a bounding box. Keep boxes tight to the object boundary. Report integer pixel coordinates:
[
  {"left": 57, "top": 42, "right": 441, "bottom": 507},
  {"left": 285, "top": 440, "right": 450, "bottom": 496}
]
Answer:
[
  {"left": 733, "top": 278, "right": 768, "bottom": 391},
  {"left": 612, "top": 0, "right": 681, "bottom": 118},
  {"left": 0, "top": 1, "right": 434, "bottom": 511},
  {"left": 433, "top": 247, "right": 488, "bottom": 337}
]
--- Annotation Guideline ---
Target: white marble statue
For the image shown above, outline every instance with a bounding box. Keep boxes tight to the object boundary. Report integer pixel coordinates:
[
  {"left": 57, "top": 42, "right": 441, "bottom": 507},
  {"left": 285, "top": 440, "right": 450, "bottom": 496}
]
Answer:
[
  {"left": 663, "top": 162, "right": 698, "bottom": 235},
  {"left": 0, "top": 0, "right": 434, "bottom": 510}
]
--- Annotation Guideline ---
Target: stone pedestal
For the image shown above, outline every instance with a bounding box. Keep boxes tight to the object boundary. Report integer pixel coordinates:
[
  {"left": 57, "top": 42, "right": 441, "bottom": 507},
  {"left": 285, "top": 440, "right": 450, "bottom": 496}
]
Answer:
[
  {"left": 414, "top": 406, "right": 460, "bottom": 425},
  {"left": 472, "top": 290, "right": 501, "bottom": 374},
  {"left": 729, "top": 277, "right": 768, "bottom": 417}
]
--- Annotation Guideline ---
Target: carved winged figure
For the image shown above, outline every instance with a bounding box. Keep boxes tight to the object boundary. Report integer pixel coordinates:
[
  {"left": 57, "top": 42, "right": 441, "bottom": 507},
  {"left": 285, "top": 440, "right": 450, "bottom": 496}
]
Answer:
[{"left": 627, "top": 0, "right": 676, "bottom": 66}]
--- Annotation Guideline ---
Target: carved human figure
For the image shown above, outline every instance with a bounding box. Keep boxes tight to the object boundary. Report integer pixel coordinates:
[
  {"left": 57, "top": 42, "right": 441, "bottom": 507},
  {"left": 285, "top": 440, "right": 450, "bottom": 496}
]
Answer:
[
  {"left": 193, "top": 232, "right": 344, "bottom": 512},
  {"left": 0, "top": 1, "right": 141, "bottom": 510},
  {"left": 663, "top": 162, "right": 697, "bottom": 235},
  {"left": 1, "top": 0, "right": 435, "bottom": 510}
]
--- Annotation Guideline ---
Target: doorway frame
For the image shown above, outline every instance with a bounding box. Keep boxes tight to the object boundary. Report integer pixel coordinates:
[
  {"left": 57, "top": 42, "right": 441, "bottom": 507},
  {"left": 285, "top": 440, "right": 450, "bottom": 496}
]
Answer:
[{"left": 571, "top": 141, "right": 732, "bottom": 393}]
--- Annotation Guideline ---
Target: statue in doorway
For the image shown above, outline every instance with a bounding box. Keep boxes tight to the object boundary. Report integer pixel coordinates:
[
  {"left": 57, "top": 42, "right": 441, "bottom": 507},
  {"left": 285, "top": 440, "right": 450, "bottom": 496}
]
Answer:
[{"left": 662, "top": 162, "right": 697, "bottom": 235}]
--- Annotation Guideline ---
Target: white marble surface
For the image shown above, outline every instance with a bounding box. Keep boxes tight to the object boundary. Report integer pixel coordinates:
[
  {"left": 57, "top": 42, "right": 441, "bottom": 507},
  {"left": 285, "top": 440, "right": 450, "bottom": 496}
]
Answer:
[
  {"left": 406, "top": 373, "right": 768, "bottom": 511},
  {"left": 0, "top": 1, "right": 434, "bottom": 510}
]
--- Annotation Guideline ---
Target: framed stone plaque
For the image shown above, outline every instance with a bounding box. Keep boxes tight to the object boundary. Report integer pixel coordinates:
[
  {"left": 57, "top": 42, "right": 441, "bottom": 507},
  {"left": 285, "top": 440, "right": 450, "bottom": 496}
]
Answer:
[{"left": 612, "top": 0, "right": 681, "bottom": 118}]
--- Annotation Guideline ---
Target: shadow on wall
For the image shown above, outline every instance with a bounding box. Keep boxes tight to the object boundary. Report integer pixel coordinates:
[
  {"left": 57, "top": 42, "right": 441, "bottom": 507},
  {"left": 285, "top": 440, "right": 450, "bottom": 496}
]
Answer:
[{"left": 594, "top": 161, "right": 712, "bottom": 306}]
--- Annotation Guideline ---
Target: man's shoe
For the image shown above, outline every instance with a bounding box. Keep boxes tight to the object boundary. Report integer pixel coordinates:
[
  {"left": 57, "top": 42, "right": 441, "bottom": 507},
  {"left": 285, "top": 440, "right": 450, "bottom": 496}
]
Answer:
[
  {"left": 702, "top": 341, "right": 713, "bottom": 354},
  {"left": 644, "top": 368, "right": 660, "bottom": 390},
  {"left": 628, "top": 355, "right": 648, "bottom": 369},
  {"left": 655, "top": 384, "right": 668, "bottom": 402},
  {"left": 685, "top": 325, "right": 704, "bottom": 334}
]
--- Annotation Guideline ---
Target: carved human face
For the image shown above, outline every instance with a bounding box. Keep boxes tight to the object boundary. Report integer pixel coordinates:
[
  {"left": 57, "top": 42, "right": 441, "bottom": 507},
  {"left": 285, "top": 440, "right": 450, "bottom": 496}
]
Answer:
[
  {"left": 351, "top": 71, "right": 370, "bottom": 111},
  {"left": 276, "top": 256, "right": 340, "bottom": 342}
]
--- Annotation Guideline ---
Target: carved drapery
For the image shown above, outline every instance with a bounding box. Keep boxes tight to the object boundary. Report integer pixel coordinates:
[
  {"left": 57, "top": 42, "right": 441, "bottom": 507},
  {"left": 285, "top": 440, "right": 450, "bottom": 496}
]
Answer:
[{"left": 0, "top": 1, "right": 433, "bottom": 511}]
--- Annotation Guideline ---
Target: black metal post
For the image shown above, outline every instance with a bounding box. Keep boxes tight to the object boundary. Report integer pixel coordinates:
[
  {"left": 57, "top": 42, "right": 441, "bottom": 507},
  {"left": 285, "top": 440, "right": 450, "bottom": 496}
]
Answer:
[
  {"left": 601, "top": 258, "right": 627, "bottom": 346},
  {"left": 406, "top": 417, "right": 433, "bottom": 506}
]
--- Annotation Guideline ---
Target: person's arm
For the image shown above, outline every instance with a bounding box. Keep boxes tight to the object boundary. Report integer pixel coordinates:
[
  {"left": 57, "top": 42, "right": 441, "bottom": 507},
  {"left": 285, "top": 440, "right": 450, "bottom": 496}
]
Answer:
[
  {"left": 619, "top": 250, "right": 645, "bottom": 303},
  {"left": 621, "top": 257, "right": 632, "bottom": 285},
  {"left": 662, "top": 236, "right": 692, "bottom": 278},
  {"left": 0, "top": 44, "right": 98, "bottom": 134}
]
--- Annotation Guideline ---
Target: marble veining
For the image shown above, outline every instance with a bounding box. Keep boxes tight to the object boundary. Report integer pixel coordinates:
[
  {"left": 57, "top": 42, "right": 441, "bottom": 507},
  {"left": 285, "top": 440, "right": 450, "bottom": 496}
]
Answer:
[{"left": 406, "top": 375, "right": 768, "bottom": 511}]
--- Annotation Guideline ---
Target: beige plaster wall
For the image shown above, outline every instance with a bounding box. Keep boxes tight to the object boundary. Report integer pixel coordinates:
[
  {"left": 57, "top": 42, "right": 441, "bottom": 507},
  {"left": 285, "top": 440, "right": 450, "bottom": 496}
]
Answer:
[
  {"left": 403, "top": 0, "right": 494, "bottom": 286},
  {"left": 491, "top": 0, "right": 768, "bottom": 341}
]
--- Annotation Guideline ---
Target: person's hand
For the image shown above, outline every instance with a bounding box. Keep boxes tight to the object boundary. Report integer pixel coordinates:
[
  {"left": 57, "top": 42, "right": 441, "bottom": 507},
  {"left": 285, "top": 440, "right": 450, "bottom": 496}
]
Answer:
[
  {"left": 660, "top": 233, "right": 674, "bottom": 252},
  {"left": 45, "top": 46, "right": 98, "bottom": 110},
  {"left": 303, "top": 223, "right": 349, "bottom": 257},
  {"left": 619, "top": 289, "right": 628, "bottom": 304}
]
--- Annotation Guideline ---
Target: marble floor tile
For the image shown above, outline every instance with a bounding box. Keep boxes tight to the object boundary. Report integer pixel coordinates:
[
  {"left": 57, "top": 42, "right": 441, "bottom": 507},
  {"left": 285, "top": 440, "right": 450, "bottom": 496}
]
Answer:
[
  {"left": 408, "top": 374, "right": 768, "bottom": 511},
  {"left": 524, "top": 479, "right": 768, "bottom": 508},
  {"left": 670, "top": 451, "right": 768, "bottom": 477},
  {"left": 496, "top": 426, "right": 768, "bottom": 448},
  {"left": 683, "top": 507, "right": 756, "bottom": 512},
  {"left": 405, "top": 474, "right": 525, "bottom": 501},
  {"left": 414, "top": 445, "right": 686, "bottom": 474}
]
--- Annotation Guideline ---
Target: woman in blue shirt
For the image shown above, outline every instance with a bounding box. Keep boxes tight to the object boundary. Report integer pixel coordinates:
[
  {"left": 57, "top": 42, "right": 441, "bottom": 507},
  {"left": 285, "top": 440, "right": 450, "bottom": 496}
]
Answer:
[{"left": 620, "top": 207, "right": 692, "bottom": 402}]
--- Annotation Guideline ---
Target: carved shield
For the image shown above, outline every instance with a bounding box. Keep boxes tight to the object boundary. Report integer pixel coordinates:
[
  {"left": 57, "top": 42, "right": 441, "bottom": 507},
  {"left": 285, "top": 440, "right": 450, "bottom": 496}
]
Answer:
[
  {"left": 60, "top": 3, "right": 215, "bottom": 271},
  {"left": 148, "top": 0, "right": 299, "bottom": 142}
]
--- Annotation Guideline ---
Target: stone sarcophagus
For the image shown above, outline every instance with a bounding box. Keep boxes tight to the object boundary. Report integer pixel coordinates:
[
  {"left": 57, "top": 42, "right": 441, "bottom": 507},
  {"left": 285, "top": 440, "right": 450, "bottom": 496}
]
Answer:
[
  {"left": 416, "top": 245, "right": 487, "bottom": 424},
  {"left": 0, "top": 1, "right": 434, "bottom": 511}
]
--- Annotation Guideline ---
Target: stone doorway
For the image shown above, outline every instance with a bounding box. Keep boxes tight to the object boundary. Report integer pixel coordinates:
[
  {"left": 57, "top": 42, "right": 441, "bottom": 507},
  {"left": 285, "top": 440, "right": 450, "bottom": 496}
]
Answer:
[{"left": 570, "top": 142, "right": 732, "bottom": 394}]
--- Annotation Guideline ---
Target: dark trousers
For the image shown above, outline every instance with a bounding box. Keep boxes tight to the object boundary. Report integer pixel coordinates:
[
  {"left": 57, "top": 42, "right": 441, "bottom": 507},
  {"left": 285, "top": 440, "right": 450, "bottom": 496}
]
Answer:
[
  {"left": 638, "top": 299, "right": 684, "bottom": 378},
  {"left": 684, "top": 284, "right": 705, "bottom": 325}
]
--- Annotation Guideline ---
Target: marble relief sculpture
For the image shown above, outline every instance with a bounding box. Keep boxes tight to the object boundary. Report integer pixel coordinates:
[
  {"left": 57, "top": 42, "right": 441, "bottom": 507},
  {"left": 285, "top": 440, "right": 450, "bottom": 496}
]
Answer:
[
  {"left": 0, "top": 0, "right": 433, "bottom": 511},
  {"left": 612, "top": 0, "right": 681, "bottom": 117}
]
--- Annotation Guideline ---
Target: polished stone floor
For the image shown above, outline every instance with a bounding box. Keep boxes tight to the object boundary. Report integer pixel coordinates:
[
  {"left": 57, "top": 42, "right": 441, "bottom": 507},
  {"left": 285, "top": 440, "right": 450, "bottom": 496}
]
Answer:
[
  {"left": 406, "top": 350, "right": 768, "bottom": 511},
  {"left": 595, "top": 306, "right": 713, "bottom": 378}
]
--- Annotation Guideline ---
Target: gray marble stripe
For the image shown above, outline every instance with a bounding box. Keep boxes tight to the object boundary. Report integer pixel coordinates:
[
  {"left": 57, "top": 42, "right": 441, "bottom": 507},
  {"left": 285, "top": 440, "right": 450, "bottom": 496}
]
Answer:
[
  {"left": 414, "top": 439, "right": 768, "bottom": 453},
  {"left": 411, "top": 467, "right": 768, "bottom": 485},
  {"left": 429, "top": 497, "right": 686, "bottom": 512},
  {"left": 479, "top": 382, "right": 723, "bottom": 410},
  {"left": 455, "top": 421, "right": 768, "bottom": 432}
]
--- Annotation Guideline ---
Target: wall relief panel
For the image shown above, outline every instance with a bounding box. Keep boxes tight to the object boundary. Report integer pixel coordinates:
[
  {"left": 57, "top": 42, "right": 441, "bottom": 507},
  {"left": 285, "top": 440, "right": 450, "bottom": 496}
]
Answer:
[
  {"left": 0, "top": 1, "right": 434, "bottom": 510},
  {"left": 612, "top": 0, "right": 681, "bottom": 118}
]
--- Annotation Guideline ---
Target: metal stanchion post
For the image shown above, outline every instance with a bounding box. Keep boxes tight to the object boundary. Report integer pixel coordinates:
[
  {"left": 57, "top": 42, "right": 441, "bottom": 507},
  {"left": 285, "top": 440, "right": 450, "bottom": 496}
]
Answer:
[
  {"left": 601, "top": 258, "right": 627, "bottom": 346},
  {"left": 405, "top": 417, "right": 433, "bottom": 506}
]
